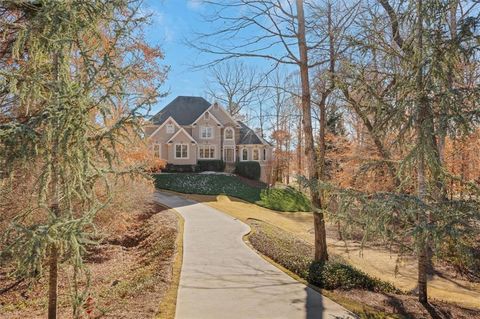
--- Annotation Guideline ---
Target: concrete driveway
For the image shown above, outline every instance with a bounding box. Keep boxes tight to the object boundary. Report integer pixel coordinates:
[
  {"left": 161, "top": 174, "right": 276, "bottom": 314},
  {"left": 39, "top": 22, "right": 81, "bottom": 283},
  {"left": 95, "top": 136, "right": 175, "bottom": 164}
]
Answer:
[{"left": 154, "top": 191, "right": 355, "bottom": 319}]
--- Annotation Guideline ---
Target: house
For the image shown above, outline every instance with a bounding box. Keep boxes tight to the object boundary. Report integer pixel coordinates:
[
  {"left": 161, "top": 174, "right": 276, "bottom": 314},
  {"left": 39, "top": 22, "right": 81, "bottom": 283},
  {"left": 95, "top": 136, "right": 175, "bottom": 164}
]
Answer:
[{"left": 145, "top": 96, "right": 273, "bottom": 182}]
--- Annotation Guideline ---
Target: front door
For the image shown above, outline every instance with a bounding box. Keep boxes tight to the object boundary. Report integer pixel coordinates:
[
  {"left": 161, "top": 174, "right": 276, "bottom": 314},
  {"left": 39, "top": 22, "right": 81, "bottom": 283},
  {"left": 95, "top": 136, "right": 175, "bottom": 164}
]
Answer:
[{"left": 225, "top": 148, "right": 234, "bottom": 163}]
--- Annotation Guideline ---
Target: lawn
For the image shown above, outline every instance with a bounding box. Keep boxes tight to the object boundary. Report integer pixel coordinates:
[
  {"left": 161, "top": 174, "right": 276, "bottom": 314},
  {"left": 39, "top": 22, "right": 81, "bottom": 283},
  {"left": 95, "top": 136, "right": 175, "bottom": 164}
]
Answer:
[{"left": 153, "top": 173, "right": 264, "bottom": 203}]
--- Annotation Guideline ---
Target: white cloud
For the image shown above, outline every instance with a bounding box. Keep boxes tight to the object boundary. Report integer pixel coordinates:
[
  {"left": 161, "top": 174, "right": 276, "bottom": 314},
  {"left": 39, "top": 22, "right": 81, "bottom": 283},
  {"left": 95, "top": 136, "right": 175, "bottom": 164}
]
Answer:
[{"left": 186, "top": 0, "right": 203, "bottom": 10}]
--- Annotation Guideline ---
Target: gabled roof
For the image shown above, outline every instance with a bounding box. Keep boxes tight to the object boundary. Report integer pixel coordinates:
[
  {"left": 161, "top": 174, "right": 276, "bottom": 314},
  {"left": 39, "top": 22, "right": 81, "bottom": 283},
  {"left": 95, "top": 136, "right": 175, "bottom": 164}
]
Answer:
[
  {"left": 191, "top": 110, "right": 223, "bottom": 127},
  {"left": 151, "top": 96, "right": 272, "bottom": 146},
  {"left": 147, "top": 116, "right": 181, "bottom": 139},
  {"left": 238, "top": 121, "right": 272, "bottom": 146},
  {"left": 166, "top": 127, "right": 197, "bottom": 144},
  {"left": 151, "top": 96, "right": 211, "bottom": 125}
]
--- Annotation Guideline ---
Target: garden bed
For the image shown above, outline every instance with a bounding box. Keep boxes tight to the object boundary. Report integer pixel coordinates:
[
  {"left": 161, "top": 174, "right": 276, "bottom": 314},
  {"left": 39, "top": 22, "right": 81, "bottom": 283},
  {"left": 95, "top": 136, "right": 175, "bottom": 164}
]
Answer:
[{"left": 153, "top": 173, "right": 265, "bottom": 202}]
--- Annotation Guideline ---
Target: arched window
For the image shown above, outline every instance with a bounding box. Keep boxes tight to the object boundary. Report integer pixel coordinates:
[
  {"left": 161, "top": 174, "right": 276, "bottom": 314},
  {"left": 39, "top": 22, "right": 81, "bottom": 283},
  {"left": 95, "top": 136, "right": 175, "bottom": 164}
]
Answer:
[
  {"left": 225, "top": 127, "right": 234, "bottom": 140},
  {"left": 263, "top": 148, "right": 267, "bottom": 161},
  {"left": 253, "top": 149, "right": 259, "bottom": 161},
  {"left": 242, "top": 148, "right": 248, "bottom": 161}
]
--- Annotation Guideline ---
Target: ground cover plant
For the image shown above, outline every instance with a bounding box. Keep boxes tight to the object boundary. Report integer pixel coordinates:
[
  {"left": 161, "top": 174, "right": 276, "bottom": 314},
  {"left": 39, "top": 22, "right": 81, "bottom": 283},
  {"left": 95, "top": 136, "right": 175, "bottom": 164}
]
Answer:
[
  {"left": 247, "top": 219, "right": 480, "bottom": 318},
  {"left": 154, "top": 173, "right": 264, "bottom": 202},
  {"left": 258, "top": 186, "right": 312, "bottom": 212}
]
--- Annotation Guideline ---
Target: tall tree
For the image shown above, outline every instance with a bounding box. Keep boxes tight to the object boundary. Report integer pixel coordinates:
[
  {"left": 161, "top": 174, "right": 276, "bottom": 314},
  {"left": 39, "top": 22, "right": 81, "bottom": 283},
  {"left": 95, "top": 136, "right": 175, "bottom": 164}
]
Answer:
[
  {"left": 331, "top": 0, "right": 480, "bottom": 305},
  {"left": 194, "top": 0, "right": 330, "bottom": 262},
  {"left": 0, "top": 1, "right": 166, "bottom": 318},
  {"left": 206, "top": 61, "right": 264, "bottom": 116}
]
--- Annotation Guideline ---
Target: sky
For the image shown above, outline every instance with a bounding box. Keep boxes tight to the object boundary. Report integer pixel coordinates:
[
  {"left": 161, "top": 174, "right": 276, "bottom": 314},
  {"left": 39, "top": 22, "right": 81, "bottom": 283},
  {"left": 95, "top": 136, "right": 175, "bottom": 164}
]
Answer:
[{"left": 143, "top": 0, "right": 211, "bottom": 115}]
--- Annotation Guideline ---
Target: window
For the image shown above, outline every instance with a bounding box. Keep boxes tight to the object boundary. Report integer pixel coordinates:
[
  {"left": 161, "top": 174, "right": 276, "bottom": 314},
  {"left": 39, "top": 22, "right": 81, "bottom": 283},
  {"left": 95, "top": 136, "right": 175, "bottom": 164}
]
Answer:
[
  {"left": 242, "top": 148, "right": 248, "bottom": 161},
  {"left": 263, "top": 148, "right": 267, "bottom": 161},
  {"left": 224, "top": 127, "right": 234, "bottom": 140},
  {"left": 253, "top": 149, "right": 259, "bottom": 161},
  {"left": 205, "top": 112, "right": 209, "bottom": 119},
  {"left": 175, "top": 144, "right": 188, "bottom": 159},
  {"left": 201, "top": 126, "right": 213, "bottom": 139},
  {"left": 199, "top": 145, "right": 215, "bottom": 159},
  {"left": 166, "top": 124, "right": 174, "bottom": 134},
  {"left": 153, "top": 143, "right": 161, "bottom": 159}
]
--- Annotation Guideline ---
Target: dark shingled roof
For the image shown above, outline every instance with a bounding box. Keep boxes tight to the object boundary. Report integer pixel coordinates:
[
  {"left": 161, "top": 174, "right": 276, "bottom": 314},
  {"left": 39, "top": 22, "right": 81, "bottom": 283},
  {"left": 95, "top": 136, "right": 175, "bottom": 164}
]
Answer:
[
  {"left": 151, "top": 96, "right": 211, "bottom": 125},
  {"left": 238, "top": 121, "right": 272, "bottom": 146},
  {"left": 151, "top": 96, "right": 272, "bottom": 146}
]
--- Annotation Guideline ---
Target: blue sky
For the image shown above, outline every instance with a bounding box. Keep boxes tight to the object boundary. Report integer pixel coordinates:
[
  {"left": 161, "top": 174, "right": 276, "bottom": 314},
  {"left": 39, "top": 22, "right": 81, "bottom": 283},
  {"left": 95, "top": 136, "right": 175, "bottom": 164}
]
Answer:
[{"left": 143, "top": 0, "right": 211, "bottom": 114}]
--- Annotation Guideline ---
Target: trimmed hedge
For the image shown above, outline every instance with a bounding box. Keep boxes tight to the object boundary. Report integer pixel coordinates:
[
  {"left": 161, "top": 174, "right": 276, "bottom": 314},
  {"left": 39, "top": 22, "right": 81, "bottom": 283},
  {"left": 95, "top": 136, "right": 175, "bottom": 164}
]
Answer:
[
  {"left": 235, "top": 161, "right": 261, "bottom": 180},
  {"left": 153, "top": 173, "right": 263, "bottom": 202},
  {"left": 197, "top": 160, "right": 225, "bottom": 172},
  {"left": 163, "top": 164, "right": 196, "bottom": 173},
  {"left": 258, "top": 186, "right": 311, "bottom": 212}
]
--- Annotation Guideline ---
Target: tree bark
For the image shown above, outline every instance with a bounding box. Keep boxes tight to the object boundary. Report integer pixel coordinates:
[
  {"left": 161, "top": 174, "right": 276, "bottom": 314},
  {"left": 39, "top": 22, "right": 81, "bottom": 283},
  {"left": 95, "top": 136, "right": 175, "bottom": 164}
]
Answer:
[
  {"left": 48, "top": 244, "right": 59, "bottom": 319},
  {"left": 48, "top": 51, "right": 60, "bottom": 319},
  {"left": 415, "top": 0, "right": 428, "bottom": 304},
  {"left": 296, "top": 0, "right": 328, "bottom": 262}
]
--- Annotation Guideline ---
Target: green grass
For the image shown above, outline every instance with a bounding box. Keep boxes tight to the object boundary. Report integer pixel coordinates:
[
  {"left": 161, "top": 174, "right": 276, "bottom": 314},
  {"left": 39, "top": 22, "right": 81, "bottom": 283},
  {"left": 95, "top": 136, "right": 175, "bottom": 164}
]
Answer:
[
  {"left": 258, "top": 186, "right": 312, "bottom": 212},
  {"left": 153, "top": 173, "right": 264, "bottom": 202}
]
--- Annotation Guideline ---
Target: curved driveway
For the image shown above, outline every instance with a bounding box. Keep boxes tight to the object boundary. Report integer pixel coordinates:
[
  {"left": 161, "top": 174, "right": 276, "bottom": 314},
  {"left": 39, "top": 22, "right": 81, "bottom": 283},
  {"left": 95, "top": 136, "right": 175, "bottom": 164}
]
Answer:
[{"left": 154, "top": 191, "right": 355, "bottom": 319}]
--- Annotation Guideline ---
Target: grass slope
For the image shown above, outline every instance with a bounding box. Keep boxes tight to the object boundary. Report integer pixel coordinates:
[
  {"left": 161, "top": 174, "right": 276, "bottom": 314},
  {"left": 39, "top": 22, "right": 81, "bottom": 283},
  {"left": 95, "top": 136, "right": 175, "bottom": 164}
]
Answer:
[{"left": 153, "top": 173, "right": 263, "bottom": 203}]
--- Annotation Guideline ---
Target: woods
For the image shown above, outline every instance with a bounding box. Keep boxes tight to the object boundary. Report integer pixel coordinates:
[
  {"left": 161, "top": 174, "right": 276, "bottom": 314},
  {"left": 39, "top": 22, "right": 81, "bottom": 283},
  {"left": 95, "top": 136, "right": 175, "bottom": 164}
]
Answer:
[
  {"left": 1, "top": 0, "right": 480, "bottom": 318},
  {"left": 1, "top": 1, "right": 166, "bottom": 318},
  {"left": 192, "top": 0, "right": 480, "bottom": 307}
]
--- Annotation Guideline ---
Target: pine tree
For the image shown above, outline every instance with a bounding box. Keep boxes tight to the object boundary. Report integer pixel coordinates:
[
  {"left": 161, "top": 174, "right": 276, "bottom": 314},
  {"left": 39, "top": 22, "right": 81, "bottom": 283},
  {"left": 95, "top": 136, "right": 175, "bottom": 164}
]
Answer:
[{"left": 0, "top": 1, "right": 165, "bottom": 318}]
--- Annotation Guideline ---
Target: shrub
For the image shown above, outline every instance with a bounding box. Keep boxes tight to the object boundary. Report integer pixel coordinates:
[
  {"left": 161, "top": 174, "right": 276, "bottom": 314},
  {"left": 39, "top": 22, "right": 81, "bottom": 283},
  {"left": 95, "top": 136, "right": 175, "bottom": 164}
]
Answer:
[
  {"left": 163, "top": 164, "right": 197, "bottom": 173},
  {"left": 197, "top": 160, "right": 225, "bottom": 172},
  {"left": 153, "top": 173, "right": 263, "bottom": 202},
  {"left": 258, "top": 186, "right": 311, "bottom": 212},
  {"left": 308, "top": 261, "right": 400, "bottom": 294},
  {"left": 235, "top": 161, "right": 261, "bottom": 180},
  {"left": 248, "top": 220, "right": 401, "bottom": 294}
]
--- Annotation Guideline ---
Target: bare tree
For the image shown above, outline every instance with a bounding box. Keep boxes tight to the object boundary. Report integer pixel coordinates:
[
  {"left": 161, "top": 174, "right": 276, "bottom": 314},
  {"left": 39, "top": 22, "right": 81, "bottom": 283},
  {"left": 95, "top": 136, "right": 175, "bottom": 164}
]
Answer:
[
  {"left": 193, "top": 0, "right": 330, "bottom": 261},
  {"left": 206, "top": 61, "right": 264, "bottom": 116}
]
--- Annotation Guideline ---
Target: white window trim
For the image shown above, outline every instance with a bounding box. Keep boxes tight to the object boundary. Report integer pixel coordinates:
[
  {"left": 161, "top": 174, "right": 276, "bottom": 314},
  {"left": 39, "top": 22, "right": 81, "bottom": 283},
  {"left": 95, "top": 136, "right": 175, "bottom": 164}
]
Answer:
[
  {"left": 174, "top": 143, "right": 189, "bottom": 159},
  {"left": 224, "top": 127, "right": 234, "bottom": 140},
  {"left": 200, "top": 126, "right": 214, "bottom": 139},
  {"left": 252, "top": 148, "right": 260, "bottom": 161},
  {"left": 223, "top": 146, "right": 236, "bottom": 162},
  {"left": 241, "top": 148, "right": 249, "bottom": 161},
  {"left": 166, "top": 124, "right": 174, "bottom": 134},
  {"left": 153, "top": 143, "right": 162, "bottom": 159},
  {"left": 198, "top": 145, "right": 216, "bottom": 159},
  {"left": 148, "top": 116, "right": 181, "bottom": 140}
]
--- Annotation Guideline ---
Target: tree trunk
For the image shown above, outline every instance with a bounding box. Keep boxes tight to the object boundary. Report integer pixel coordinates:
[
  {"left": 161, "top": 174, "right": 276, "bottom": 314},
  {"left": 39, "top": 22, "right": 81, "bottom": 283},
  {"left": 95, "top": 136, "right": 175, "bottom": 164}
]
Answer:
[
  {"left": 296, "top": 0, "right": 328, "bottom": 262},
  {"left": 415, "top": 0, "right": 428, "bottom": 304},
  {"left": 48, "top": 245, "right": 59, "bottom": 319},
  {"left": 48, "top": 51, "right": 61, "bottom": 319},
  {"left": 297, "top": 114, "right": 302, "bottom": 176}
]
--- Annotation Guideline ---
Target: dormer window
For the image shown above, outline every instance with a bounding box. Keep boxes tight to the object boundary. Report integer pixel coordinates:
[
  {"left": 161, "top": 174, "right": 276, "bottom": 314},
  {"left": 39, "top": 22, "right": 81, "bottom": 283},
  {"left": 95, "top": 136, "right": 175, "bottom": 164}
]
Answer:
[
  {"left": 224, "top": 127, "right": 234, "bottom": 140},
  {"left": 166, "top": 123, "right": 174, "bottom": 134}
]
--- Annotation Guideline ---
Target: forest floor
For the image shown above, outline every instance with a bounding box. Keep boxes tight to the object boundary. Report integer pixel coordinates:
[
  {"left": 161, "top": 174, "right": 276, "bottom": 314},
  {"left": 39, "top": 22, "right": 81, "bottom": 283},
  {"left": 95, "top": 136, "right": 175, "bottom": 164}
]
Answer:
[
  {"left": 0, "top": 203, "right": 180, "bottom": 319},
  {"left": 164, "top": 190, "right": 480, "bottom": 313}
]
